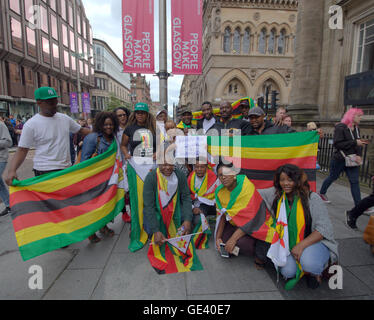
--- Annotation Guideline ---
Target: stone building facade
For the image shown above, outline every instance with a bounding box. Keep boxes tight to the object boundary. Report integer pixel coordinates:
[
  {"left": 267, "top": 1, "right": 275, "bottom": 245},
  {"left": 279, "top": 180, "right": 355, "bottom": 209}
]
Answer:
[
  {"left": 130, "top": 73, "right": 153, "bottom": 110},
  {"left": 0, "top": 0, "right": 94, "bottom": 118},
  {"left": 178, "top": 0, "right": 298, "bottom": 113},
  {"left": 288, "top": 0, "right": 374, "bottom": 135}
]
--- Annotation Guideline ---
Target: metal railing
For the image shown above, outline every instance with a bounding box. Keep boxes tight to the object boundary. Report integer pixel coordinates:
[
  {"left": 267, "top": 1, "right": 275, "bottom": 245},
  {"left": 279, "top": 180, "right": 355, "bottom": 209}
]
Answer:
[{"left": 317, "top": 134, "right": 373, "bottom": 187}]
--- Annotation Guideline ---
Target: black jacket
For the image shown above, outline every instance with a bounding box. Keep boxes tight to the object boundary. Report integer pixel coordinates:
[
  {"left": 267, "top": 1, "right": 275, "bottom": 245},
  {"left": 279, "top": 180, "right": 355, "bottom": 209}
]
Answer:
[
  {"left": 333, "top": 123, "right": 362, "bottom": 161},
  {"left": 211, "top": 118, "right": 252, "bottom": 136},
  {"left": 196, "top": 116, "right": 219, "bottom": 132},
  {"left": 248, "top": 120, "right": 296, "bottom": 135}
]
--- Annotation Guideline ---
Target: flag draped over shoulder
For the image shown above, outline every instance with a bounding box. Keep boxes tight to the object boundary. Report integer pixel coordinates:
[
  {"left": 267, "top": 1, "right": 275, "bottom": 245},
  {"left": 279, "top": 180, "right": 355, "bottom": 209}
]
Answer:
[
  {"left": 10, "top": 141, "right": 125, "bottom": 261},
  {"left": 147, "top": 168, "right": 203, "bottom": 274},
  {"left": 208, "top": 131, "right": 319, "bottom": 191},
  {"left": 215, "top": 175, "right": 275, "bottom": 243},
  {"left": 127, "top": 157, "right": 156, "bottom": 252}
]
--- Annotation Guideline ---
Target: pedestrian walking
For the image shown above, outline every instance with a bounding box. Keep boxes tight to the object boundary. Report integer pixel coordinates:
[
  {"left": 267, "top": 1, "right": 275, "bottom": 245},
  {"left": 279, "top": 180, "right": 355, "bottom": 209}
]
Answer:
[
  {"left": 0, "top": 119, "right": 13, "bottom": 216},
  {"left": 5, "top": 87, "right": 90, "bottom": 185},
  {"left": 81, "top": 112, "right": 119, "bottom": 243},
  {"left": 319, "top": 108, "right": 368, "bottom": 205}
]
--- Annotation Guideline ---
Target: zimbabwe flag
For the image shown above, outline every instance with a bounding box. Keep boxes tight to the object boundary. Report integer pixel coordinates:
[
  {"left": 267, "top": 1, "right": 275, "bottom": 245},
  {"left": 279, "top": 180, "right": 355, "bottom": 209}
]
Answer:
[
  {"left": 215, "top": 175, "right": 275, "bottom": 243},
  {"left": 208, "top": 131, "right": 319, "bottom": 191},
  {"left": 10, "top": 141, "right": 125, "bottom": 261},
  {"left": 147, "top": 169, "right": 203, "bottom": 274},
  {"left": 127, "top": 158, "right": 156, "bottom": 252}
]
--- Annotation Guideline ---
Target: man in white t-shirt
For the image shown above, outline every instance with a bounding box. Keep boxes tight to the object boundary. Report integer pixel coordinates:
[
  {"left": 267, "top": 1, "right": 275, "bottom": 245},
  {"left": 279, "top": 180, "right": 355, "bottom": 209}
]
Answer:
[
  {"left": 196, "top": 102, "right": 217, "bottom": 133},
  {"left": 6, "top": 87, "right": 91, "bottom": 185}
]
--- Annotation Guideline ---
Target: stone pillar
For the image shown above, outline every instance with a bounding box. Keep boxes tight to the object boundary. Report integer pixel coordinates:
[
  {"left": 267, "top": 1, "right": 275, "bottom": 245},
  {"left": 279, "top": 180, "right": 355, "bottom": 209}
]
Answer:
[{"left": 287, "top": 0, "right": 324, "bottom": 122}]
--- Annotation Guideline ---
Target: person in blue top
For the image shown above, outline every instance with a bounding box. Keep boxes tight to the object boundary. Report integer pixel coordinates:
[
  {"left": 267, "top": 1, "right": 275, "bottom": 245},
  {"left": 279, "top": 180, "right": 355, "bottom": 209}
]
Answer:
[{"left": 81, "top": 111, "right": 119, "bottom": 243}]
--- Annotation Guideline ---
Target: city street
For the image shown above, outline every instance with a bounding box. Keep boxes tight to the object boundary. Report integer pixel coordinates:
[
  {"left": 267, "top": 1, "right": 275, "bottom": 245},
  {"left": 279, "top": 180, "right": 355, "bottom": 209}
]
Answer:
[{"left": 0, "top": 151, "right": 373, "bottom": 300}]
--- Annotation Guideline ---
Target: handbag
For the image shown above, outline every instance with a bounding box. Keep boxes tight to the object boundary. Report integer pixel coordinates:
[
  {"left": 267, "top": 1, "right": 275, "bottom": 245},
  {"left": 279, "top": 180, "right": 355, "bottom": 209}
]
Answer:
[{"left": 340, "top": 150, "right": 359, "bottom": 167}]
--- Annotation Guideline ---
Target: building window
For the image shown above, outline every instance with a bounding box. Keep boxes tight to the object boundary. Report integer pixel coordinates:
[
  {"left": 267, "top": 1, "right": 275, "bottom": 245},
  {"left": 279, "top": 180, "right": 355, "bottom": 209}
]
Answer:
[
  {"left": 50, "top": 0, "right": 56, "bottom": 11},
  {"left": 24, "top": 0, "right": 34, "bottom": 22},
  {"left": 42, "top": 36, "right": 50, "bottom": 64},
  {"left": 40, "top": 5, "right": 48, "bottom": 34},
  {"left": 62, "top": 23, "right": 68, "bottom": 47},
  {"left": 79, "top": 60, "right": 83, "bottom": 76},
  {"left": 243, "top": 28, "right": 250, "bottom": 54},
  {"left": 77, "top": 11, "right": 81, "bottom": 34},
  {"left": 233, "top": 28, "right": 241, "bottom": 54},
  {"left": 9, "top": 0, "right": 21, "bottom": 14},
  {"left": 70, "top": 29, "right": 75, "bottom": 51},
  {"left": 268, "top": 29, "right": 276, "bottom": 54},
  {"left": 10, "top": 17, "right": 23, "bottom": 51},
  {"left": 83, "top": 19, "right": 87, "bottom": 40},
  {"left": 278, "top": 29, "right": 286, "bottom": 55},
  {"left": 68, "top": 1, "right": 73, "bottom": 28},
  {"left": 64, "top": 49, "right": 70, "bottom": 72},
  {"left": 356, "top": 18, "right": 374, "bottom": 73},
  {"left": 259, "top": 28, "right": 266, "bottom": 54},
  {"left": 223, "top": 27, "right": 231, "bottom": 53},
  {"left": 78, "top": 37, "right": 82, "bottom": 54},
  {"left": 51, "top": 13, "right": 58, "bottom": 40},
  {"left": 26, "top": 26, "right": 36, "bottom": 57},
  {"left": 61, "top": 0, "right": 67, "bottom": 21},
  {"left": 71, "top": 56, "right": 76, "bottom": 71},
  {"left": 52, "top": 43, "right": 60, "bottom": 68}
]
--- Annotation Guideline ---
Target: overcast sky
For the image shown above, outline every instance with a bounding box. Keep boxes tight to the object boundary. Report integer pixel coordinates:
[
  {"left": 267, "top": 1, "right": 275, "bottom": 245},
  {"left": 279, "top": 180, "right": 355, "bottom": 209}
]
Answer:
[{"left": 82, "top": 0, "right": 183, "bottom": 114}]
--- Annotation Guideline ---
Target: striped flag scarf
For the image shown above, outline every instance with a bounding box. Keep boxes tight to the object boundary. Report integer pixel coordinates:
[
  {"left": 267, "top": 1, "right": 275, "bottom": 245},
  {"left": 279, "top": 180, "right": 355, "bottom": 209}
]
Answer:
[
  {"left": 147, "top": 168, "right": 203, "bottom": 274},
  {"left": 10, "top": 141, "right": 125, "bottom": 261},
  {"left": 215, "top": 175, "right": 275, "bottom": 243},
  {"left": 188, "top": 169, "right": 218, "bottom": 249},
  {"left": 274, "top": 194, "right": 306, "bottom": 290}
]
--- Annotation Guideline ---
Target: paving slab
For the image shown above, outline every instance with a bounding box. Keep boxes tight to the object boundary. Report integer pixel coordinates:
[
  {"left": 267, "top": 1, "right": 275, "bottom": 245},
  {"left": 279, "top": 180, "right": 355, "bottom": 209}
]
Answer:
[
  {"left": 265, "top": 266, "right": 372, "bottom": 300},
  {"left": 346, "top": 265, "right": 374, "bottom": 291},
  {"left": 185, "top": 238, "right": 278, "bottom": 296},
  {"left": 91, "top": 252, "right": 187, "bottom": 300},
  {"left": 0, "top": 249, "right": 75, "bottom": 300},
  {"left": 43, "top": 269, "right": 103, "bottom": 300},
  {"left": 338, "top": 238, "right": 374, "bottom": 267},
  {"left": 187, "top": 292, "right": 284, "bottom": 300}
]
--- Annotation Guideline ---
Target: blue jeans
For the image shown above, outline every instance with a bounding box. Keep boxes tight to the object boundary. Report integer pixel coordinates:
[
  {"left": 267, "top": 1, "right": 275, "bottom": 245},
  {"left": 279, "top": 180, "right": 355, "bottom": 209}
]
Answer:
[
  {"left": 320, "top": 158, "right": 361, "bottom": 206},
  {"left": 280, "top": 242, "right": 330, "bottom": 278},
  {"left": 0, "top": 162, "right": 9, "bottom": 207}
]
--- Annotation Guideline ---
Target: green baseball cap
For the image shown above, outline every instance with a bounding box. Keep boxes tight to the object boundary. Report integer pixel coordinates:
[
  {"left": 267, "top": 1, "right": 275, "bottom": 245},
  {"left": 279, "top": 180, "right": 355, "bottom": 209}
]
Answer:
[
  {"left": 134, "top": 102, "right": 149, "bottom": 113},
  {"left": 34, "top": 87, "right": 60, "bottom": 100}
]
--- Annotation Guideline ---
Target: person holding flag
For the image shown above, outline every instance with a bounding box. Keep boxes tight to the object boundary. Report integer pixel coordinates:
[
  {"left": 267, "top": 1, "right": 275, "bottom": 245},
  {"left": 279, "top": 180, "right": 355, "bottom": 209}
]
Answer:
[
  {"left": 177, "top": 110, "right": 193, "bottom": 135},
  {"left": 214, "top": 162, "right": 275, "bottom": 269},
  {"left": 259, "top": 164, "right": 338, "bottom": 289},
  {"left": 144, "top": 144, "right": 203, "bottom": 274},
  {"left": 188, "top": 158, "right": 219, "bottom": 249}
]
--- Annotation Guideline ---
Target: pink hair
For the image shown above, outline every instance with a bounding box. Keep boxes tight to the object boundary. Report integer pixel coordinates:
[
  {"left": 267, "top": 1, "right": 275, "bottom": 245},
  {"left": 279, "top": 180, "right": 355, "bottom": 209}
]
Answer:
[{"left": 341, "top": 108, "right": 364, "bottom": 128}]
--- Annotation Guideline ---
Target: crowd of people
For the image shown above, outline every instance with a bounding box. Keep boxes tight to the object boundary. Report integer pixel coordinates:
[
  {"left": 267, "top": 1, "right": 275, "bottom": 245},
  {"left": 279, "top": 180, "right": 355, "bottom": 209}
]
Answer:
[{"left": 0, "top": 86, "right": 374, "bottom": 291}]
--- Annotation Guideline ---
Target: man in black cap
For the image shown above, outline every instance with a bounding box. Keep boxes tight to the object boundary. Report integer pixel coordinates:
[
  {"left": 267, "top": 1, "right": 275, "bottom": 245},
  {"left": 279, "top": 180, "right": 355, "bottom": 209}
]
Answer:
[
  {"left": 211, "top": 101, "right": 251, "bottom": 136},
  {"left": 196, "top": 101, "right": 218, "bottom": 133},
  {"left": 247, "top": 107, "right": 295, "bottom": 135},
  {"left": 177, "top": 109, "right": 193, "bottom": 135},
  {"left": 239, "top": 100, "right": 250, "bottom": 122}
]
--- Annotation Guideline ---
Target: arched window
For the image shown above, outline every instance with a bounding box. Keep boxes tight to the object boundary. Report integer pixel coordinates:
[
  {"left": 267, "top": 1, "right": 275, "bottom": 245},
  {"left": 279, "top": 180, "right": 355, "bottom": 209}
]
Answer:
[
  {"left": 243, "top": 28, "right": 250, "bottom": 54},
  {"left": 278, "top": 29, "right": 286, "bottom": 54},
  {"left": 268, "top": 29, "right": 276, "bottom": 54},
  {"left": 223, "top": 27, "right": 231, "bottom": 53},
  {"left": 233, "top": 28, "right": 241, "bottom": 54},
  {"left": 259, "top": 28, "right": 266, "bottom": 54}
]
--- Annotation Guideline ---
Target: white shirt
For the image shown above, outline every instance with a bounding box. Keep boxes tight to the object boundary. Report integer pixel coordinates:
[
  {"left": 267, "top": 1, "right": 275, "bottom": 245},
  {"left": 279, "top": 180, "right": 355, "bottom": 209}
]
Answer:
[
  {"left": 18, "top": 112, "right": 81, "bottom": 171},
  {"left": 203, "top": 117, "right": 216, "bottom": 133}
]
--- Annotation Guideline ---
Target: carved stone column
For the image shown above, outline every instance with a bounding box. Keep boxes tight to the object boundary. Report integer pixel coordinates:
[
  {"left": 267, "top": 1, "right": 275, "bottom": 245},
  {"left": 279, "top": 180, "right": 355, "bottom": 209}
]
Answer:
[{"left": 287, "top": 0, "right": 324, "bottom": 121}]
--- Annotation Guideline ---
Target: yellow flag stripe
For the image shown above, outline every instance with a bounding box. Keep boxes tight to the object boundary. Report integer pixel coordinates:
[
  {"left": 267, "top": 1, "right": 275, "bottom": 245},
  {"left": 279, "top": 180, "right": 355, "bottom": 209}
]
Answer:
[
  {"left": 15, "top": 189, "right": 124, "bottom": 246},
  {"left": 10, "top": 152, "right": 116, "bottom": 194},
  {"left": 136, "top": 175, "right": 149, "bottom": 246}
]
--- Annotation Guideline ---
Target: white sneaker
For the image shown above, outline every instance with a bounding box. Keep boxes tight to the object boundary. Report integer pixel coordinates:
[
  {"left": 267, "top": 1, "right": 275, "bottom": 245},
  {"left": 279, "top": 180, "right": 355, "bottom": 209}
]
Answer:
[{"left": 364, "top": 207, "right": 374, "bottom": 215}]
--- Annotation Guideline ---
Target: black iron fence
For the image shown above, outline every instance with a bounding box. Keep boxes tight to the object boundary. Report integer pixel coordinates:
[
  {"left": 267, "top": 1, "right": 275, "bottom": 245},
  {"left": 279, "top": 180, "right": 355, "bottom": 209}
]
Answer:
[{"left": 317, "top": 134, "right": 373, "bottom": 187}]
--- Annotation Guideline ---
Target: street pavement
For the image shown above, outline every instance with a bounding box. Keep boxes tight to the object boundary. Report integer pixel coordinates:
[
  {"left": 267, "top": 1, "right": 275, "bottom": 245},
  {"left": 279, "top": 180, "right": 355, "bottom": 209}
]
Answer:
[{"left": 0, "top": 152, "right": 373, "bottom": 300}]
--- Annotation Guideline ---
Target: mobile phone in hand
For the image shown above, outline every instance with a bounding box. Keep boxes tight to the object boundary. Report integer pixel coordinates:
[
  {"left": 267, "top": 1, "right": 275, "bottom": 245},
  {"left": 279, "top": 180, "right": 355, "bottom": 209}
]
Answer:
[{"left": 220, "top": 243, "right": 229, "bottom": 258}]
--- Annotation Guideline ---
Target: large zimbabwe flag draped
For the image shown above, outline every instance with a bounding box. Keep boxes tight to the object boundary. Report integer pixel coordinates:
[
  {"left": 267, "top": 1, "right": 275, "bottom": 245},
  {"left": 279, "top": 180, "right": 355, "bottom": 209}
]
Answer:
[
  {"left": 10, "top": 141, "right": 125, "bottom": 261},
  {"left": 208, "top": 131, "right": 319, "bottom": 191}
]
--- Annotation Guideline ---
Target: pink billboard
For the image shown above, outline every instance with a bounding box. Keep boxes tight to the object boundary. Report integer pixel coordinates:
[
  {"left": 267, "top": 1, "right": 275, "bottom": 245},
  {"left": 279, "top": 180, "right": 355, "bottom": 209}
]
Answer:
[
  {"left": 171, "top": 0, "right": 203, "bottom": 75},
  {"left": 122, "top": 0, "right": 154, "bottom": 74}
]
